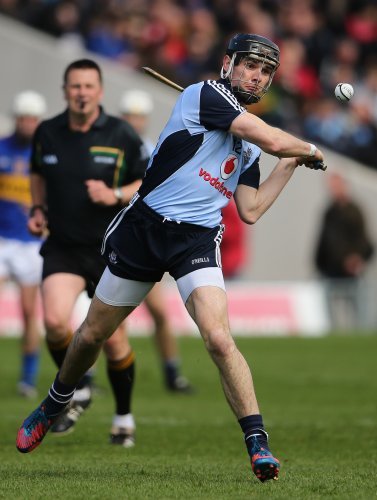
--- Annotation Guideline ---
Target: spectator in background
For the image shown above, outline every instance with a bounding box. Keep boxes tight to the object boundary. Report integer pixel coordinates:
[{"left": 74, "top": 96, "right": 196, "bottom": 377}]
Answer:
[
  {"left": 319, "top": 36, "right": 360, "bottom": 95},
  {"left": 303, "top": 93, "right": 377, "bottom": 169},
  {"left": 176, "top": 8, "right": 222, "bottom": 85},
  {"left": 119, "top": 89, "right": 193, "bottom": 393},
  {"left": 28, "top": 0, "right": 85, "bottom": 49},
  {"left": 1, "top": 0, "right": 377, "bottom": 171},
  {"left": 354, "top": 61, "right": 377, "bottom": 129},
  {"left": 141, "top": 0, "right": 189, "bottom": 83},
  {"left": 277, "top": 37, "right": 321, "bottom": 101},
  {"left": 85, "top": 10, "right": 139, "bottom": 67},
  {"left": 314, "top": 172, "right": 374, "bottom": 329},
  {"left": 0, "top": 90, "right": 47, "bottom": 398},
  {"left": 302, "top": 96, "right": 350, "bottom": 155},
  {"left": 344, "top": 2, "right": 377, "bottom": 63}
]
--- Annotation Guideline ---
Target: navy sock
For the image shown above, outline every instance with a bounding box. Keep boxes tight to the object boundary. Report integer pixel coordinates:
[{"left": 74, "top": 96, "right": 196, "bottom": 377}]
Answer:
[
  {"left": 43, "top": 373, "right": 76, "bottom": 418},
  {"left": 164, "top": 359, "right": 180, "bottom": 386},
  {"left": 238, "top": 414, "right": 269, "bottom": 456},
  {"left": 107, "top": 352, "right": 135, "bottom": 415}
]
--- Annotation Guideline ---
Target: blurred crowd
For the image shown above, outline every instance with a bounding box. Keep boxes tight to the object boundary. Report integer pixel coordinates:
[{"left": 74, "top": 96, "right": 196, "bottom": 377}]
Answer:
[{"left": 1, "top": 0, "right": 377, "bottom": 168}]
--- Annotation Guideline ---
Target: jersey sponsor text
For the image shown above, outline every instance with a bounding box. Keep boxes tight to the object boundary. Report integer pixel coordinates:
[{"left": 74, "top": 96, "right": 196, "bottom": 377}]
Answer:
[
  {"left": 199, "top": 168, "right": 233, "bottom": 199},
  {"left": 42, "top": 154, "right": 58, "bottom": 165},
  {"left": 93, "top": 156, "right": 116, "bottom": 164}
]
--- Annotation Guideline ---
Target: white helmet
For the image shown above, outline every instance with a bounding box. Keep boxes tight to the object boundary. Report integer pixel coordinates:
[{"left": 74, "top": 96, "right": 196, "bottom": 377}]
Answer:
[
  {"left": 119, "top": 90, "right": 154, "bottom": 116},
  {"left": 13, "top": 90, "right": 47, "bottom": 117}
]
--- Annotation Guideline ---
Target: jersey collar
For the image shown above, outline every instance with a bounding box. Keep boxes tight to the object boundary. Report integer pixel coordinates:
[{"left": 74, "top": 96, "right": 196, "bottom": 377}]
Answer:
[
  {"left": 218, "top": 78, "right": 233, "bottom": 93},
  {"left": 59, "top": 106, "right": 108, "bottom": 129},
  {"left": 92, "top": 106, "right": 108, "bottom": 128}
]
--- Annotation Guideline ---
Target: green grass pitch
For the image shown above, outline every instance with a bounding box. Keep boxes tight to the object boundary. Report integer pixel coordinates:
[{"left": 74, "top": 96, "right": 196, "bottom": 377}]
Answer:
[{"left": 1, "top": 334, "right": 376, "bottom": 499}]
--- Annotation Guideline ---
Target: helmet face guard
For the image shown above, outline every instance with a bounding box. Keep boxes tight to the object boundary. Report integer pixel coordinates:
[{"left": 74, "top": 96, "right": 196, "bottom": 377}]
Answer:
[{"left": 221, "top": 34, "right": 280, "bottom": 105}]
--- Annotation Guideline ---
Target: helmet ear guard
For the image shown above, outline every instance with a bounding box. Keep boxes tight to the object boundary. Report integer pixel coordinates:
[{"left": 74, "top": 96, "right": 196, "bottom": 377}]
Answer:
[
  {"left": 220, "top": 53, "right": 236, "bottom": 80},
  {"left": 221, "top": 34, "right": 280, "bottom": 105}
]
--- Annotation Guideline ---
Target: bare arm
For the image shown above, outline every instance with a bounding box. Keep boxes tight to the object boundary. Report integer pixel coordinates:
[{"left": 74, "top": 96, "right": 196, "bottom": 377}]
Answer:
[
  {"left": 230, "top": 112, "right": 323, "bottom": 161},
  {"left": 234, "top": 157, "right": 299, "bottom": 225},
  {"left": 115, "top": 179, "right": 143, "bottom": 204},
  {"left": 85, "top": 179, "right": 143, "bottom": 206},
  {"left": 28, "top": 173, "right": 47, "bottom": 236}
]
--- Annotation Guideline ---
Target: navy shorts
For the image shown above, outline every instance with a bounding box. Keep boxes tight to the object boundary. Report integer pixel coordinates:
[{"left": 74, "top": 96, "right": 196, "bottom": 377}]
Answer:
[
  {"left": 40, "top": 237, "right": 106, "bottom": 298},
  {"left": 102, "top": 199, "right": 224, "bottom": 282}
]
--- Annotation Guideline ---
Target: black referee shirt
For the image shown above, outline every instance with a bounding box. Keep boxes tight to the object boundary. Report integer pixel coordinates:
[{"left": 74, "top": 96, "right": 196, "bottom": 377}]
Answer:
[{"left": 31, "top": 107, "right": 148, "bottom": 246}]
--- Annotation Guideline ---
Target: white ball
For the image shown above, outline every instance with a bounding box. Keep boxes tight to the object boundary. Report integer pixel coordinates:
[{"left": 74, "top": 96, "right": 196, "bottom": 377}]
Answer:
[{"left": 334, "top": 83, "right": 354, "bottom": 102}]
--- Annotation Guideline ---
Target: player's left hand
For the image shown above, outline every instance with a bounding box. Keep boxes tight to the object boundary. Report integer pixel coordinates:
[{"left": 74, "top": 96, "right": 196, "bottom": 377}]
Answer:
[{"left": 85, "top": 179, "right": 118, "bottom": 205}]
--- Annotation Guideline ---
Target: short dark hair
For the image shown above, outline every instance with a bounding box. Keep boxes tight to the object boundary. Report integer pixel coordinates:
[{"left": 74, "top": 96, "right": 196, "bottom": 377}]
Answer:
[{"left": 63, "top": 59, "right": 103, "bottom": 84}]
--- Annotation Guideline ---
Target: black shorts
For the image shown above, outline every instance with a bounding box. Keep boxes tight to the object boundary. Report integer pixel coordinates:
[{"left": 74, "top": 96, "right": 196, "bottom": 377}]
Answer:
[
  {"left": 40, "top": 237, "right": 106, "bottom": 298},
  {"left": 102, "top": 199, "right": 224, "bottom": 282}
]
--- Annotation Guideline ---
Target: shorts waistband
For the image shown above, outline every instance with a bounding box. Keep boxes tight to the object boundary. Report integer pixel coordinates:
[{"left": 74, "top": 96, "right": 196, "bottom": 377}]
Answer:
[{"left": 134, "top": 199, "right": 210, "bottom": 233}]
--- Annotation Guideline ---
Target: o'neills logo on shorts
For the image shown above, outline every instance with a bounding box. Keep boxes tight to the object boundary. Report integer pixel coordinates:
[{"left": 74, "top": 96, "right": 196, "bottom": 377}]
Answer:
[
  {"left": 192, "top": 257, "right": 210, "bottom": 265},
  {"left": 198, "top": 168, "right": 233, "bottom": 199}
]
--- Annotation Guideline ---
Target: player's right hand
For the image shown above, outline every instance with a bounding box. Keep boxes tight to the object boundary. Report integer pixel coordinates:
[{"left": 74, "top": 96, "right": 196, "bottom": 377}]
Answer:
[
  {"left": 297, "top": 146, "right": 324, "bottom": 166},
  {"left": 313, "top": 146, "right": 324, "bottom": 163}
]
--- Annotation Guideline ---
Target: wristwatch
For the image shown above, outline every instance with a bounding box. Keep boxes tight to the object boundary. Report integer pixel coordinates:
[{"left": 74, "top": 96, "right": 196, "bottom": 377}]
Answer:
[{"left": 113, "top": 187, "right": 124, "bottom": 204}]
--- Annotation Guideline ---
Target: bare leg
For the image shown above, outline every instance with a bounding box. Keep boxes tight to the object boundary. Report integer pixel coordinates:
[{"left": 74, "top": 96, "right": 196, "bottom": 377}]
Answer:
[
  {"left": 184, "top": 287, "right": 281, "bottom": 482},
  {"left": 145, "top": 283, "right": 193, "bottom": 392},
  {"left": 19, "top": 284, "right": 41, "bottom": 354},
  {"left": 59, "top": 295, "right": 135, "bottom": 385},
  {"left": 145, "top": 283, "right": 177, "bottom": 360},
  {"left": 18, "top": 284, "right": 41, "bottom": 395},
  {"left": 185, "top": 286, "right": 259, "bottom": 418},
  {"left": 42, "top": 273, "right": 85, "bottom": 344},
  {"left": 103, "top": 321, "right": 131, "bottom": 360}
]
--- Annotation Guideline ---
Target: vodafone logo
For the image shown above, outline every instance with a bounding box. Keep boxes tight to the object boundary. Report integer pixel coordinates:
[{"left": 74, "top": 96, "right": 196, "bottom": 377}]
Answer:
[
  {"left": 198, "top": 168, "right": 233, "bottom": 199},
  {"left": 220, "top": 154, "right": 238, "bottom": 179}
]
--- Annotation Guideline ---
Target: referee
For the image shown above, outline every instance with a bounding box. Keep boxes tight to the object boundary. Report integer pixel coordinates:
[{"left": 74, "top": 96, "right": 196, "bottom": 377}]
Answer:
[{"left": 27, "top": 59, "right": 148, "bottom": 446}]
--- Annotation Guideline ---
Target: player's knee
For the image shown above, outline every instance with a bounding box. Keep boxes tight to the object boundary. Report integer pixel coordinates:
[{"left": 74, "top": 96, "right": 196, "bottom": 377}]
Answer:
[
  {"left": 77, "top": 324, "right": 106, "bottom": 348},
  {"left": 80, "top": 317, "right": 113, "bottom": 346},
  {"left": 44, "top": 313, "right": 69, "bottom": 339},
  {"left": 205, "top": 329, "right": 235, "bottom": 359},
  {"left": 104, "top": 329, "right": 128, "bottom": 350}
]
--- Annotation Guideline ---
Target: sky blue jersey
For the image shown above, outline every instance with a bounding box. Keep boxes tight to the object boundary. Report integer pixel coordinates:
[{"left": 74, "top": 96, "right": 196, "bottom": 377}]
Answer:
[
  {"left": 138, "top": 79, "right": 262, "bottom": 228},
  {"left": 0, "top": 134, "right": 39, "bottom": 242}
]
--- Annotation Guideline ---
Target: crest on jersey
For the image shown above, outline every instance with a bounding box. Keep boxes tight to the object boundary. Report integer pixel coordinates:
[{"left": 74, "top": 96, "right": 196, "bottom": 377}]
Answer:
[
  {"left": 220, "top": 154, "right": 238, "bottom": 180},
  {"left": 243, "top": 146, "right": 253, "bottom": 164}
]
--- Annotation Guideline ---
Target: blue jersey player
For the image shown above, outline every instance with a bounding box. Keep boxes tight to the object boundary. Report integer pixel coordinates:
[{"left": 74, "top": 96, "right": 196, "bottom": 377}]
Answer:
[
  {"left": 0, "top": 90, "right": 46, "bottom": 398},
  {"left": 17, "top": 34, "right": 325, "bottom": 482}
]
